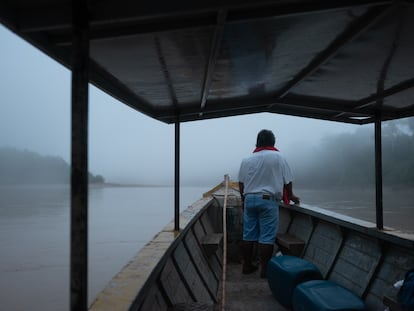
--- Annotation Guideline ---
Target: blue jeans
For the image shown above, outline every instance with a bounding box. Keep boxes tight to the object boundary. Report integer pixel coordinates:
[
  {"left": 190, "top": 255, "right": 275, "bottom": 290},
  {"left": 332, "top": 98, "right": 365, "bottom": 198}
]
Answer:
[{"left": 243, "top": 194, "right": 279, "bottom": 244}]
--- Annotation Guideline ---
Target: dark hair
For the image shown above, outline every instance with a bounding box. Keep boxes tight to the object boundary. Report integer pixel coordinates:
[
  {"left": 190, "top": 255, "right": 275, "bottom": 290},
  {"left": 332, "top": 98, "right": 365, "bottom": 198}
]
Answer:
[{"left": 256, "top": 129, "right": 275, "bottom": 147}]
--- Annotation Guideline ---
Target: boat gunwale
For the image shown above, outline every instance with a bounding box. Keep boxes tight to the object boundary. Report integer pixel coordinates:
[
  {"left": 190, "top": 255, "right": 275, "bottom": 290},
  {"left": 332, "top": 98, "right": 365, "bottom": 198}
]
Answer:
[{"left": 284, "top": 203, "right": 414, "bottom": 249}]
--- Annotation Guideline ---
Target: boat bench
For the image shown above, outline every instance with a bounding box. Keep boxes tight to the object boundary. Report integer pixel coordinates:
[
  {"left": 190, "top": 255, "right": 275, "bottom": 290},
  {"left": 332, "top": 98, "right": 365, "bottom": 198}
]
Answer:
[
  {"left": 201, "top": 233, "right": 223, "bottom": 257},
  {"left": 276, "top": 233, "right": 305, "bottom": 257}
]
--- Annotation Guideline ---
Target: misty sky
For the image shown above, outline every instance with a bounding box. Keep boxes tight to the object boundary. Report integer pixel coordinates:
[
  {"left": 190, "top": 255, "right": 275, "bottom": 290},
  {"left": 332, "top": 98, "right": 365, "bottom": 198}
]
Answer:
[{"left": 1, "top": 25, "right": 361, "bottom": 186}]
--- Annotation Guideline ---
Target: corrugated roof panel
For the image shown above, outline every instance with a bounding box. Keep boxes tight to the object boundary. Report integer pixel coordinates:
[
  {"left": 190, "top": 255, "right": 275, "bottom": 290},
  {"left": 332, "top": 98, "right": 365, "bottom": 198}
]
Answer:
[
  {"left": 209, "top": 8, "right": 368, "bottom": 101},
  {"left": 1, "top": 0, "right": 413, "bottom": 124}
]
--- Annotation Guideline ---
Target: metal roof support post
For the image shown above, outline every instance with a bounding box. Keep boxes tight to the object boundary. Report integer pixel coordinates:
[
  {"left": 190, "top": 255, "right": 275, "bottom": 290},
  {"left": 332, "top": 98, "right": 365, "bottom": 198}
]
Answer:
[
  {"left": 71, "top": 1, "right": 89, "bottom": 311},
  {"left": 174, "top": 121, "right": 180, "bottom": 232},
  {"left": 374, "top": 111, "right": 384, "bottom": 230},
  {"left": 373, "top": 8, "right": 402, "bottom": 230}
]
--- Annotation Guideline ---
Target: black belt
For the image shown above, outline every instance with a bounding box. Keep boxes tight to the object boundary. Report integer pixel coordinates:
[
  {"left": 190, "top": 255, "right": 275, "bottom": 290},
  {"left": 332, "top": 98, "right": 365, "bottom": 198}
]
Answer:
[
  {"left": 245, "top": 193, "right": 276, "bottom": 200},
  {"left": 262, "top": 194, "right": 274, "bottom": 200}
]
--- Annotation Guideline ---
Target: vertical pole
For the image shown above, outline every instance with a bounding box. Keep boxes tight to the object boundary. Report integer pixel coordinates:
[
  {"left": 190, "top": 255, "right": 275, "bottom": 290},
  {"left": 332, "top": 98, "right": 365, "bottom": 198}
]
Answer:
[
  {"left": 221, "top": 174, "right": 229, "bottom": 311},
  {"left": 71, "top": 1, "right": 89, "bottom": 310},
  {"left": 375, "top": 112, "right": 383, "bottom": 230},
  {"left": 174, "top": 121, "right": 180, "bottom": 232}
]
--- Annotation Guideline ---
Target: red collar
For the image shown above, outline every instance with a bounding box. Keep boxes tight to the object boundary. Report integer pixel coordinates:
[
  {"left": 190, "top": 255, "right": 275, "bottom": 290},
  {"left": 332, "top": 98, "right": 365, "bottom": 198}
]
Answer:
[{"left": 253, "top": 146, "right": 279, "bottom": 153}]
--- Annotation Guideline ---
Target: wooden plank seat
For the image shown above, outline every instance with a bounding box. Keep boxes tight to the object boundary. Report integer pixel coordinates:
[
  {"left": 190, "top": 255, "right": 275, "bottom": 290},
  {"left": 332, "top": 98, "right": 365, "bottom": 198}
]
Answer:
[
  {"left": 276, "top": 233, "right": 305, "bottom": 257},
  {"left": 201, "top": 233, "right": 223, "bottom": 257}
]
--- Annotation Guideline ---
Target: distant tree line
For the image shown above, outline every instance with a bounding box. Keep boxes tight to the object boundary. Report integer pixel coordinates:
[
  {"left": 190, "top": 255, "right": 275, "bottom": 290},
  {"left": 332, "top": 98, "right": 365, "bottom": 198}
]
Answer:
[
  {"left": 295, "top": 118, "right": 414, "bottom": 189},
  {"left": 0, "top": 147, "right": 105, "bottom": 185}
]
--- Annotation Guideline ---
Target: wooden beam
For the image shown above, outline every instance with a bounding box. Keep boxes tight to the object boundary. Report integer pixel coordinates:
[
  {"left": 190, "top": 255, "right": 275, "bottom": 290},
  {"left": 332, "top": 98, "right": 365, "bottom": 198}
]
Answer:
[
  {"left": 200, "top": 10, "right": 226, "bottom": 113},
  {"left": 155, "top": 35, "right": 178, "bottom": 107},
  {"left": 19, "top": 0, "right": 392, "bottom": 41},
  {"left": 70, "top": 1, "right": 89, "bottom": 311},
  {"left": 356, "top": 78, "right": 414, "bottom": 109},
  {"left": 175, "top": 121, "right": 180, "bottom": 232},
  {"left": 375, "top": 112, "right": 384, "bottom": 230}
]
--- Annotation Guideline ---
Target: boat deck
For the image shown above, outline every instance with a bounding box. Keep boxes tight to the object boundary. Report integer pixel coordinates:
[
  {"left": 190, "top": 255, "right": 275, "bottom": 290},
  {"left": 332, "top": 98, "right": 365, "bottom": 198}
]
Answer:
[{"left": 223, "top": 263, "right": 288, "bottom": 311}]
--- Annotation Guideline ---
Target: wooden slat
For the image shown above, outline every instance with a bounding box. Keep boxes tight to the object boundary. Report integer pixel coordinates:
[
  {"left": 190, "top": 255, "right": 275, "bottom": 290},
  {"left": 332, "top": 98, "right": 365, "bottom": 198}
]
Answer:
[
  {"left": 193, "top": 220, "right": 207, "bottom": 241},
  {"left": 329, "top": 233, "right": 382, "bottom": 297},
  {"left": 365, "top": 245, "right": 414, "bottom": 310},
  {"left": 288, "top": 214, "right": 313, "bottom": 243},
  {"left": 304, "top": 221, "right": 343, "bottom": 278},
  {"left": 192, "top": 219, "right": 222, "bottom": 280},
  {"left": 139, "top": 282, "right": 169, "bottom": 311},
  {"left": 185, "top": 231, "right": 219, "bottom": 300},
  {"left": 201, "top": 212, "right": 216, "bottom": 235},
  {"left": 159, "top": 258, "right": 193, "bottom": 305},
  {"left": 278, "top": 208, "right": 292, "bottom": 234},
  {"left": 173, "top": 243, "right": 211, "bottom": 302},
  {"left": 207, "top": 249, "right": 222, "bottom": 282},
  {"left": 201, "top": 211, "right": 223, "bottom": 265}
]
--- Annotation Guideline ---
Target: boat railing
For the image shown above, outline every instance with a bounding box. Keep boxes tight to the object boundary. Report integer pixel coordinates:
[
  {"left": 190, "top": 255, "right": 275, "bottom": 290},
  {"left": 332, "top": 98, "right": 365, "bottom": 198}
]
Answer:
[{"left": 282, "top": 202, "right": 414, "bottom": 249}]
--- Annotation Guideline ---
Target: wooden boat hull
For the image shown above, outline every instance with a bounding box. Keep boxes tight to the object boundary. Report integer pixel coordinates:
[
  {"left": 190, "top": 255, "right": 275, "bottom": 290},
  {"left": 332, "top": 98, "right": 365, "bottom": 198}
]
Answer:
[
  {"left": 89, "top": 182, "right": 414, "bottom": 311},
  {"left": 89, "top": 191, "right": 225, "bottom": 311}
]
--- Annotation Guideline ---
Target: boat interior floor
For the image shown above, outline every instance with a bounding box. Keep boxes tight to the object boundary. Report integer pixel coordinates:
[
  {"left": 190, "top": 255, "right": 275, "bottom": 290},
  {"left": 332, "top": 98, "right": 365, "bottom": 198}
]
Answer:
[{"left": 223, "top": 262, "right": 289, "bottom": 311}]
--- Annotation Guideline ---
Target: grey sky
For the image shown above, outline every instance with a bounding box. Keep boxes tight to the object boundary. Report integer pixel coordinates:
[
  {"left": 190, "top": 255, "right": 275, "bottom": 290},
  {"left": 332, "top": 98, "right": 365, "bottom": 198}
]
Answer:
[{"left": 1, "top": 25, "right": 359, "bottom": 186}]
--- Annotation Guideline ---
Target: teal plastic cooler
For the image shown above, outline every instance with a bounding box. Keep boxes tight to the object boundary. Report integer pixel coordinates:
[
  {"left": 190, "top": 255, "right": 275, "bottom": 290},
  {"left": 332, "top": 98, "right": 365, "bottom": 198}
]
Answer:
[
  {"left": 267, "top": 255, "right": 322, "bottom": 308},
  {"left": 292, "top": 280, "right": 367, "bottom": 311}
]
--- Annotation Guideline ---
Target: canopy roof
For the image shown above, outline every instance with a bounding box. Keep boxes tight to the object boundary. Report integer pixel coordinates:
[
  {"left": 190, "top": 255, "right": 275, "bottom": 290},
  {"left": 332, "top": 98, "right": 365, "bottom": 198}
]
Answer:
[{"left": 2, "top": 0, "right": 414, "bottom": 124}]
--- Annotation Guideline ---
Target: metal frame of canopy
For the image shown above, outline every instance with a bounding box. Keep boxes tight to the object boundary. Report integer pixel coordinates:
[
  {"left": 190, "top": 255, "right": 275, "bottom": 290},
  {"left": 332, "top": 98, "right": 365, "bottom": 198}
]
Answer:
[{"left": 71, "top": 2, "right": 89, "bottom": 309}]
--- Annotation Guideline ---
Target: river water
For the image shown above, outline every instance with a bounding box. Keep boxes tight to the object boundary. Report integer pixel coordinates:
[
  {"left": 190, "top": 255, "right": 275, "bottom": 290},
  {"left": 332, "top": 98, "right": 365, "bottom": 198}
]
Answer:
[{"left": 0, "top": 184, "right": 413, "bottom": 310}]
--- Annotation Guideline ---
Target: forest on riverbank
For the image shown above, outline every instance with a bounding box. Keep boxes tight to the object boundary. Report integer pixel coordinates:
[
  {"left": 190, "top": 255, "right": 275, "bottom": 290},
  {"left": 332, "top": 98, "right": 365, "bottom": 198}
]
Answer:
[
  {"left": 1, "top": 118, "right": 413, "bottom": 188},
  {"left": 0, "top": 147, "right": 104, "bottom": 184},
  {"left": 295, "top": 118, "right": 414, "bottom": 188}
]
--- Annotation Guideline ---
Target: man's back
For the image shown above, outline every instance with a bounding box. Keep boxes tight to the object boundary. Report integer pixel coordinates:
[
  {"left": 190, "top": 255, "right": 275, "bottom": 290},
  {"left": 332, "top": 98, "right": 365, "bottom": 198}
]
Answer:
[{"left": 239, "top": 150, "right": 292, "bottom": 199}]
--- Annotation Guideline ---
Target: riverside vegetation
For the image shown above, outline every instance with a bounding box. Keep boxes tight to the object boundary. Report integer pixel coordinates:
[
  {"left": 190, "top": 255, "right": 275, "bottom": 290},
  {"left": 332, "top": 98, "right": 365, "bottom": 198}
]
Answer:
[
  {"left": 1, "top": 118, "right": 413, "bottom": 187},
  {"left": 0, "top": 147, "right": 104, "bottom": 184}
]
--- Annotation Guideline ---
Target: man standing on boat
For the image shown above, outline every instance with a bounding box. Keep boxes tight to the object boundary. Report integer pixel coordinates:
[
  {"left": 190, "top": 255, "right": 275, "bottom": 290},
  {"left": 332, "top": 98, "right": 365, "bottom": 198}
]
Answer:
[{"left": 238, "top": 129, "right": 300, "bottom": 278}]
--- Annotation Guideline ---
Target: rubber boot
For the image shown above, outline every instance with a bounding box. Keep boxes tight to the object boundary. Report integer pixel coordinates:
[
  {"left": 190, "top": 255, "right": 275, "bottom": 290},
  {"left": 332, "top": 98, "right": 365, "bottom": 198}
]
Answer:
[
  {"left": 259, "top": 243, "right": 274, "bottom": 278},
  {"left": 241, "top": 240, "right": 258, "bottom": 274}
]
